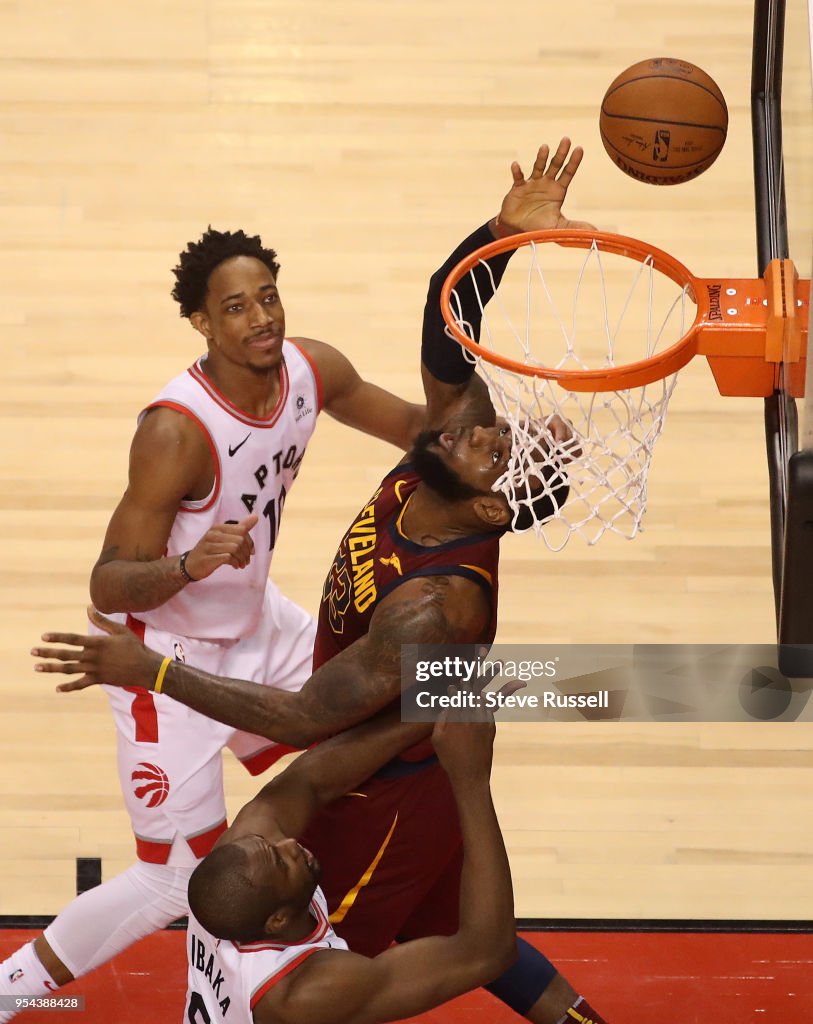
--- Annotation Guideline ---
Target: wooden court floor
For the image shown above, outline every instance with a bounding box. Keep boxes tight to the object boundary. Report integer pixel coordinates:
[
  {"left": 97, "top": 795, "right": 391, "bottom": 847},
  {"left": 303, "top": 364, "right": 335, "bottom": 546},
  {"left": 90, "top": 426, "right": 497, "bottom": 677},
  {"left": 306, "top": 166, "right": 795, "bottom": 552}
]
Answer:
[{"left": 2, "top": 0, "right": 813, "bottom": 926}]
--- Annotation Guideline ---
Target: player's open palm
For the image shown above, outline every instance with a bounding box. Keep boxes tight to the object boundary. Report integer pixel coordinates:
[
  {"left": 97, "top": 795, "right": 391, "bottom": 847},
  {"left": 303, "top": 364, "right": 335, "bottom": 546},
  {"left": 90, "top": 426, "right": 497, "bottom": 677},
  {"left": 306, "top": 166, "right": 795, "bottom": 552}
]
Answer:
[
  {"left": 498, "top": 138, "right": 596, "bottom": 232},
  {"left": 184, "top": 514, "right": 258, "bottom": 579},
  {"left": 32, "top": 608, "right": 162, "bottom": 692}
]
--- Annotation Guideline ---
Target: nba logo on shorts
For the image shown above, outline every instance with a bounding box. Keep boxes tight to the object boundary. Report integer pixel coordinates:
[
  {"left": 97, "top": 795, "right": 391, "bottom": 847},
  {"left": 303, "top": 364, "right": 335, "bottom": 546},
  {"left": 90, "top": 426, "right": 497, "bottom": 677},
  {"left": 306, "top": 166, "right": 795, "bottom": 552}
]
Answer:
[
  {"left": 9, "top": 969, "right": 24, "bottom": 983},
  {"left": 173, "top": 641, "right": 185, "bottom": 663},
  {"left": 131, "top": 762, "right": 170, "bottom": 807}
]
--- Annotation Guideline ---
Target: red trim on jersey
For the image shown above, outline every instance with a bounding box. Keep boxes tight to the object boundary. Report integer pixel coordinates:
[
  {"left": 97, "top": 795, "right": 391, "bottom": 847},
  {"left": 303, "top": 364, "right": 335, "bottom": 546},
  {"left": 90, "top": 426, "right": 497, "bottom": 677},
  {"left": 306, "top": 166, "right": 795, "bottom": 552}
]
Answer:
[
  {"left": 287, "top": 340, "right": 323, "bottom": 413},
  {"left": 135, "top": 835, "right": 172, "bottom": 864},
  {"left": 249, "top": 949, "right": 321, "bottom": 1009},
  {"left": 124, "top": 616, "right": 159, "bottom": 743},
  {"left": 187, "top": 819, "right": 229, "bottom": 858},
  {"left": 135, "top": 818, "right": 227, "bottom": 864},
  {"left": 146, "top": 400, "right": 221, "bottom": 514},
  {"left": 240, "top": 742, "right": 300, "bottom": 777},
  {"left": 237, "top": 900, "right": 329, "bottom": 953},
  {"left": 187, "top": 358, "right": 290, "bottom": 428}
]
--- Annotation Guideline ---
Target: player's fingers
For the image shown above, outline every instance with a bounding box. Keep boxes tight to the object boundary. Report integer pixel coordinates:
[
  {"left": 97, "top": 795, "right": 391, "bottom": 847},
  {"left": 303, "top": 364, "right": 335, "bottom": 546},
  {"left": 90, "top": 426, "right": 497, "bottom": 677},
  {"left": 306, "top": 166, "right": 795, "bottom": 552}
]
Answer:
[
  {"left": 57, "top": 676, "right": 96, "bottom": 692},
  {"left": 556, "top": 145, "right": 584, "bottom": 186},
  {"left": 87, "top": 607, "right": 128, "bottom": 635},
  {"left": 496, "top": 679, "right": 527, "bottom": 699},
  {"left": 37, "top": 632, "right": 99, "bottom": 648},
  {"left": 33, "top": 657, "right": 85, "bottom": 674},
  {"left": 510, "top": 160, "right": 525, "bottom": 185},
  {"left": 529, "top": 145, "right": 550, "bottom": 180},
  {"left": 238, "top": 514, "right": 259, "bottom": 533},
  {"left": 544, "top": 137, "right": 571, "bottom": 177}
]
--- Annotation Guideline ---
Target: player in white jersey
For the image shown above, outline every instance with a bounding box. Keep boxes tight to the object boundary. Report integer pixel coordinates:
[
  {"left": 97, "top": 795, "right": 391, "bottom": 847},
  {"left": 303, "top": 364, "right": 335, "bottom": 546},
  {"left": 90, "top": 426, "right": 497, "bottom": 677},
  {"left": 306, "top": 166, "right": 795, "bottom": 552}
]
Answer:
[
  {"left": 184, "top": 704, "right": 515, "bottom": 1024},
  {"left": 0, "top": 226, "right": 423, "bottom": 1018}
]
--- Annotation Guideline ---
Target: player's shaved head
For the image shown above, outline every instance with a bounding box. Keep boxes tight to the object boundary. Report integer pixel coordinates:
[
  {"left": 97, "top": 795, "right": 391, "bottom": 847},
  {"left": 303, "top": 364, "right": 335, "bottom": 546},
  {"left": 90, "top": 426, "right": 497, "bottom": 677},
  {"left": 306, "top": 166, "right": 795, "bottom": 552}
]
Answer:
[{"left": 188, "top": 843, "right": 279, "bottom": 942}]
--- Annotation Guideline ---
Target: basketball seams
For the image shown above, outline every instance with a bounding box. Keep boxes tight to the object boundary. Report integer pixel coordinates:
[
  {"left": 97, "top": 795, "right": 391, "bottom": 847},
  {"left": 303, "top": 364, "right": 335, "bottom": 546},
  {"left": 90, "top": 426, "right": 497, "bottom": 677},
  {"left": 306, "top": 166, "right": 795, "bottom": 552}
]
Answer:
[
  {"left": 598, "top": 124, "right": 726, "bottom": 175},
  {"left": 599, "top": 109, "right": 727, "bottom": 134},
  {"left": 603, "top": 74, "right": 728, "bottom": 114},
  {"left": 599, "top": 59, "right": 727, "bottom": 184}
]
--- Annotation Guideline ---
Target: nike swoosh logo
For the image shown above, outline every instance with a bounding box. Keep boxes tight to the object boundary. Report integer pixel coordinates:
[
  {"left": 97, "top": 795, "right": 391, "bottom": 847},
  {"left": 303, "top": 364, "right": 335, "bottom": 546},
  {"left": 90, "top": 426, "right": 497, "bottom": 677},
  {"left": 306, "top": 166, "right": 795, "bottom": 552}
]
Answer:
[{"left": 228, "top": 433, "right": 252, "bottom": 457}]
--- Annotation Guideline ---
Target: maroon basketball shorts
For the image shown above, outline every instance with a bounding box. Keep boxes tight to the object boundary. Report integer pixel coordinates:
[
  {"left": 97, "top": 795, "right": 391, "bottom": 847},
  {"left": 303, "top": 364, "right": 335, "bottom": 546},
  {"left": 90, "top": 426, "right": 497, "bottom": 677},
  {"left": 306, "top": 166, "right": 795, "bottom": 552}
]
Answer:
[{"left": 300, "top": 759, "right": 464, "bottom": 957}]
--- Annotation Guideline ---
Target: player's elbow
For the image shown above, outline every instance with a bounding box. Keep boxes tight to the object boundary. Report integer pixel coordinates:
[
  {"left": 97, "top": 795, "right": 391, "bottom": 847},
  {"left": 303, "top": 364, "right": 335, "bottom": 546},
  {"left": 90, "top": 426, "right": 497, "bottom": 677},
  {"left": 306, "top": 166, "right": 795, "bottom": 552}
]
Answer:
[{"left": 89, "top": 567, "right": 116, "bottom": 614}]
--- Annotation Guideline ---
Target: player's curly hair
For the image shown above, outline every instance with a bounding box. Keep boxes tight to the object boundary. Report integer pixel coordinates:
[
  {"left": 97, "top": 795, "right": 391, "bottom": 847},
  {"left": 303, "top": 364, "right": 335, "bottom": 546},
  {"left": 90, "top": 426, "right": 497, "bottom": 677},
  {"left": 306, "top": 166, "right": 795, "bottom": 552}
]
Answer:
[{"left": 171, "top": 227, "right": 281, "bottom": 318}]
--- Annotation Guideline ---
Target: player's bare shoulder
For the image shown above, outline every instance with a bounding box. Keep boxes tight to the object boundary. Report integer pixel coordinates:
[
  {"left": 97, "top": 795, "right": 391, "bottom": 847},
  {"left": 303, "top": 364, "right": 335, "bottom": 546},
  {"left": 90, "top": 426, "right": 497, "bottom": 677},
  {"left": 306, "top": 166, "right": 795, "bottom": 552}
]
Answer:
[
  {"left": 371, "top": 573, "right": 492, "bottom": 649},
  {"left": 131, "top": 404, "right": 214, "bottom": 501},
  {"left": 287, "top": 337, "right": 356, "bottom": 394}
]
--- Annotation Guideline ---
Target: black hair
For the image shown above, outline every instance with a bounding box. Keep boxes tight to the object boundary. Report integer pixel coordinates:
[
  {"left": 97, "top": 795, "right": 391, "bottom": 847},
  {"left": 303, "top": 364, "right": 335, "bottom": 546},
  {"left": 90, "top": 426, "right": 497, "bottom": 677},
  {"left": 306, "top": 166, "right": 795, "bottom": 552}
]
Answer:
[
  {"left": 410, "top": 431, "right": 483, "bottom": 503},
  {"left": 171, "top": 227, "right": 281, "bottom": 318},
  {"left": 188, "top": 844, "right": 276, "bottom": 942}
]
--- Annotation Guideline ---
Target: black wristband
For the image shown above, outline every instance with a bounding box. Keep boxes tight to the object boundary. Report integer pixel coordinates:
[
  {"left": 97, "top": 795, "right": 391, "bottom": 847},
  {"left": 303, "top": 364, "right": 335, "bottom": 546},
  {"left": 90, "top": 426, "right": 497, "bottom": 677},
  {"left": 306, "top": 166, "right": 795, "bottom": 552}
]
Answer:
[
  {"left": 421, "top": 221, "right": 514, "bottom": 385},
  {"left": 178, "top": 551, "right": 198, "bottom": 584}
]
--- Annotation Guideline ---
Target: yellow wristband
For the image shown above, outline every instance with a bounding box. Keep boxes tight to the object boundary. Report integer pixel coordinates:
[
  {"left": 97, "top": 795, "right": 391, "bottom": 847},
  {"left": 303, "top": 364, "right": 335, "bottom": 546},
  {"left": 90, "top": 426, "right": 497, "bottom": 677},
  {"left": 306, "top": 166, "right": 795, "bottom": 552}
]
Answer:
[{"left": 154, "top": 656, "right": 172, "bottom": 695}]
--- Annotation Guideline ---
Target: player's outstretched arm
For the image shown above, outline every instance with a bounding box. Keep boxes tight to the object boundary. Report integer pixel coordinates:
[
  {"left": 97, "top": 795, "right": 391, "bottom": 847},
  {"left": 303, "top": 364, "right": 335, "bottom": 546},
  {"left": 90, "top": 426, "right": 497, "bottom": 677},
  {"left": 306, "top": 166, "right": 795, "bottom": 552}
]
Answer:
[
  {"left": 256, "top": 715, "right": 516, "bottom": 1024},
  {"left": 90, "top": 408, "right": 257, "bottom": 613},
  {"left": 32, "top": 575, "right": 490, "bottom": 748},
  {"left": 291, "top": 337, "right": 426, "bottom": 451},
  {"left": 224, "top": 707, "right": 430, "bottom": 845},
  {"left": 421, "top": 139, "right": 592, "bottom": 430}
]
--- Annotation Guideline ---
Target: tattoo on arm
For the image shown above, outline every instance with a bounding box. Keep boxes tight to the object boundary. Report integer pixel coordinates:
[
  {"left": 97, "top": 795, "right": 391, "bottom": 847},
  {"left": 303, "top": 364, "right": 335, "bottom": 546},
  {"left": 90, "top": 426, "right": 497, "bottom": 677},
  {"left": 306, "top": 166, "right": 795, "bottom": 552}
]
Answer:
[
  {"left": 91, "top": 548, "right": 186, "bottom": 614},
  {"left": 160, "top": 580, "right": 472, "bottom": 748}
]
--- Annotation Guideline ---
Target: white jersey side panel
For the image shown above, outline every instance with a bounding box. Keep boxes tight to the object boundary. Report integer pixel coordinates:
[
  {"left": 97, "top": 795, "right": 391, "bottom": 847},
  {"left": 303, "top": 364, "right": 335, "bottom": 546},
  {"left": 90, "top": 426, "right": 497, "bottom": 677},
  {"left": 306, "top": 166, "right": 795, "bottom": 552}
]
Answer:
[
  {"left": 139, "top": 341, "right": 320, "bottom": 640},
  {"left": 185, "top": 888, "right": 347, "bottom": 1024}
]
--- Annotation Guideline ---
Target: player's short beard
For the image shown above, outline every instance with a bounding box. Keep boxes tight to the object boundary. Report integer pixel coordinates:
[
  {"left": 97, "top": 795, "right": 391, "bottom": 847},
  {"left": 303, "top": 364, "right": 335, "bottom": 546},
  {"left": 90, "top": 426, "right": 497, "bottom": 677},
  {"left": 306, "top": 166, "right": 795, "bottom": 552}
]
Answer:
[{"left": 410, "top": 430, "right": 484, "bottom": 503}]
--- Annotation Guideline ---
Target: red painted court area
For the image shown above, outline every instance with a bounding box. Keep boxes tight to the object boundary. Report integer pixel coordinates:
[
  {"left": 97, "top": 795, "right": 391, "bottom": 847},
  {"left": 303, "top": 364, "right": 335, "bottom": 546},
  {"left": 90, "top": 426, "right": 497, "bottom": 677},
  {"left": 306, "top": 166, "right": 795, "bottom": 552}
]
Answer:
[{"left": 2, "top": 928, "right": 812, "bottom": 1023}]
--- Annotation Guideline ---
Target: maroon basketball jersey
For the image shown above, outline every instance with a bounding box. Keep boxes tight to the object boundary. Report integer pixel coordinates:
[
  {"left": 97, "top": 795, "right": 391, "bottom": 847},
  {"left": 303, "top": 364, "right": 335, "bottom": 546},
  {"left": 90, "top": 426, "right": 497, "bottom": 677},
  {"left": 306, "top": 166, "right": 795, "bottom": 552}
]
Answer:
[{"left": 314, "top": 462, "right": 500, "bottom": 670}]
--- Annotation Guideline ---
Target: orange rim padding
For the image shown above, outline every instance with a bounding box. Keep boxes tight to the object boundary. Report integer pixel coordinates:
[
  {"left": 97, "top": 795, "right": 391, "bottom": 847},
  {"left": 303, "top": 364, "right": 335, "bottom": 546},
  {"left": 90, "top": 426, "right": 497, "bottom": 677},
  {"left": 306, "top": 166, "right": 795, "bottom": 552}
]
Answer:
[{"left": 439, "top": 229, "right": 810, "bottom": 396}]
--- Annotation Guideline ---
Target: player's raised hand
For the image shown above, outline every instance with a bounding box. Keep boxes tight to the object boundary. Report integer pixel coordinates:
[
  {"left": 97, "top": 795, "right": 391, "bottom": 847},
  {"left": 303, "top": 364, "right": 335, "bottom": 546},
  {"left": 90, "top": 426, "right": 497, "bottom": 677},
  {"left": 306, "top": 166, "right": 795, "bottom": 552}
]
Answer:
[
  {"left": 184, "top": 514, "right": 258, "bottom": 580},
  {"left": 432, "top": 694, "right": 496, "bottom": 784},
  {"left": 32, "top": 608, "right": 163, "bottom": 692},
  {"left": 497, "top": 138, "right": 596, "bottom": 233}
]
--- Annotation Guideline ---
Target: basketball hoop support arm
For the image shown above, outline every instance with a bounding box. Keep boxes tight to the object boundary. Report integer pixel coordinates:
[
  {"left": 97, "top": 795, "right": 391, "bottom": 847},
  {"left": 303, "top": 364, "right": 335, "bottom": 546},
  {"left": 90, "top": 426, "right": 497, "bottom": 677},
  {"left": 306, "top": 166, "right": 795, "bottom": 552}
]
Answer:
[{"left": 695, "top": 258, "right": 809, "bottom": 397}]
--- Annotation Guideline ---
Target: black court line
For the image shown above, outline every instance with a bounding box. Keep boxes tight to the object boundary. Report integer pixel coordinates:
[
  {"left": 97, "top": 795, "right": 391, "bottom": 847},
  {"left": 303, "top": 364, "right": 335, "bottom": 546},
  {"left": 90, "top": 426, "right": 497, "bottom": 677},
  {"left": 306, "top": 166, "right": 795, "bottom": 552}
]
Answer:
[{"left": 3, "top": 916, "right": 813, "bottom": 934}]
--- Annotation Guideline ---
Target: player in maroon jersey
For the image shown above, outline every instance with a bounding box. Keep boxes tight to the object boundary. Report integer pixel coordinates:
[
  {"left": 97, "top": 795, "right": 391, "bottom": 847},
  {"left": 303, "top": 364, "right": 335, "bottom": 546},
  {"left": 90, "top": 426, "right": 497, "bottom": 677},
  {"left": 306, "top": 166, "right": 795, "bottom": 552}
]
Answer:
[{"left": 34, "top": 140, "right": 611, "bottom": 1024}]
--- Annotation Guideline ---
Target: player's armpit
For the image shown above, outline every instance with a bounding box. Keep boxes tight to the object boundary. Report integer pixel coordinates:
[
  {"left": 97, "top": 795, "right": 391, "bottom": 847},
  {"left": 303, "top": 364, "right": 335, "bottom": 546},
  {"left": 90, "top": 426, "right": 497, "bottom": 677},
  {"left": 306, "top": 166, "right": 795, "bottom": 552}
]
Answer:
[{"left": 291, "top": 337, "right": 425, "bottom": 450}]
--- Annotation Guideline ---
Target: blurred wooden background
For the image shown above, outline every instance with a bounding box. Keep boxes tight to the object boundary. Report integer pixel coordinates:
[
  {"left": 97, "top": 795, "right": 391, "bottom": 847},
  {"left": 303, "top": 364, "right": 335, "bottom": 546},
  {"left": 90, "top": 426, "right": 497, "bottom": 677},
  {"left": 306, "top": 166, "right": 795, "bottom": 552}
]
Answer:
[{"left": 1, "top": 0, "right": 812, "bottom": 920}]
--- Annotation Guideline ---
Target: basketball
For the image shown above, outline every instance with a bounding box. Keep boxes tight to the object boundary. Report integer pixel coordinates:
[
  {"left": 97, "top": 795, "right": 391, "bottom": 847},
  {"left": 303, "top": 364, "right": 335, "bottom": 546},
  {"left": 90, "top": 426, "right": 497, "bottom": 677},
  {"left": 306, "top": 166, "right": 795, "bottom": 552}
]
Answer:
[{"left": 599, "top": 57, "right": 728, "bottom": 185}]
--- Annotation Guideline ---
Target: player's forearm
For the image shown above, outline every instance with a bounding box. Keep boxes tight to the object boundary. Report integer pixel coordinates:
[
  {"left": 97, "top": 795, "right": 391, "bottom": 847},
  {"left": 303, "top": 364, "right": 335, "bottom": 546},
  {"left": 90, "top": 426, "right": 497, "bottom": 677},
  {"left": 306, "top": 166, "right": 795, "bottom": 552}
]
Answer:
[
  {"left": 158, "top": 642, "right": 399, "bottom": 749},
  {"left": 90, "top": 555, "right": 188, "bottom": 613},
  {"left": 452, "top": 776, "right": 516, "bottom": 963},
  {"left": 254, "top": 714, "right": 432, "bottom": 838},
  {"left": 421, "top": 220, "right": 513, "bottom": 386},
  {"left": 298, "top": 714, "right": 432, "bottom": 807}
]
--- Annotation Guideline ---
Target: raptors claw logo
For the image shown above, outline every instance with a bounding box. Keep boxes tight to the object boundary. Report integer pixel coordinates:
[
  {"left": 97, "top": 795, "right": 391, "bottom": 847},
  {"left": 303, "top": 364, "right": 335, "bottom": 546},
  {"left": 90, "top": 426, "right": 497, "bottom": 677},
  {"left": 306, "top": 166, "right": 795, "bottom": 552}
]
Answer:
[{"left": 131, "top": 762, "right": 170, "bottom": 807}]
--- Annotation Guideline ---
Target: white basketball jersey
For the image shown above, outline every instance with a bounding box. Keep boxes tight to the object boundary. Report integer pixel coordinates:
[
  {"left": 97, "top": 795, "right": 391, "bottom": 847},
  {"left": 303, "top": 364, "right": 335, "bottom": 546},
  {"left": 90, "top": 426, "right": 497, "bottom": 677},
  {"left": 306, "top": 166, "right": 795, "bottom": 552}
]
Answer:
[
  {"left": 139, "top": 341, "right": 320, "bottom": 640},
  {"left": 184, "top": 888, "right": 347, "bottom": 1024}
]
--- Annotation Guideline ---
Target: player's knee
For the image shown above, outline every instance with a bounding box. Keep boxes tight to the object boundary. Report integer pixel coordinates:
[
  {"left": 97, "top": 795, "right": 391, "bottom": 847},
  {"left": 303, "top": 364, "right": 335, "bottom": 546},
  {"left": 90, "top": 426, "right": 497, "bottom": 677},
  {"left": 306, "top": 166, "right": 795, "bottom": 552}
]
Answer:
[{"left": 484, "top": 936, "right": 558, "bottom": 1015}]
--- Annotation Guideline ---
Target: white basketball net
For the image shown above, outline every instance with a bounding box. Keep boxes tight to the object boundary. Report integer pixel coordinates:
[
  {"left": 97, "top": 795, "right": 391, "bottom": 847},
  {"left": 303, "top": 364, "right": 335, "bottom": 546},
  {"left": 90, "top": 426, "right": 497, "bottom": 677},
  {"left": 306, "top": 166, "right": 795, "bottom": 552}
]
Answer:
[{"left": 446, "top": 238, "right": 696, "bottom": 550}]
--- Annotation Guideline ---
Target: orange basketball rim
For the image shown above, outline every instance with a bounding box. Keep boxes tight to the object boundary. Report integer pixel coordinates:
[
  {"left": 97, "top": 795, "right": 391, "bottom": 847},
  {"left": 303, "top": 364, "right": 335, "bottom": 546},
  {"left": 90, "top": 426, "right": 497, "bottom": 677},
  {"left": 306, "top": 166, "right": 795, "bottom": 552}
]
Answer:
[{"left": 439, "top": 228, "right": 810, "bottom": 396}]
